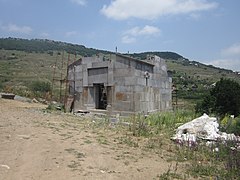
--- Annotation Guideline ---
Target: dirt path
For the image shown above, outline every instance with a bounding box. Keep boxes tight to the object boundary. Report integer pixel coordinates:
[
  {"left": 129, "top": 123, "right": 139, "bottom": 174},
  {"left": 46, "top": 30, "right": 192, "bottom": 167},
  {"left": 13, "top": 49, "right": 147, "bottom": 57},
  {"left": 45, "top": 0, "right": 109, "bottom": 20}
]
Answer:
[{"left": 0, "top": 98, "right": 174, "bottom": 180}]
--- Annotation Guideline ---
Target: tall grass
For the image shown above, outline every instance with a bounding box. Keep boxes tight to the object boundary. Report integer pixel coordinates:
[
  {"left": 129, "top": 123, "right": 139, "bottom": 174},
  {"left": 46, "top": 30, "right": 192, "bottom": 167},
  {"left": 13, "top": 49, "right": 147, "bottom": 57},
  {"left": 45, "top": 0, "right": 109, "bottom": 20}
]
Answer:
[
  {"left": 127, "top": 110, "right": 197, "bottom": 138},
  {"left": 125, "top": 111, "right": 240, "bottom": 179}
]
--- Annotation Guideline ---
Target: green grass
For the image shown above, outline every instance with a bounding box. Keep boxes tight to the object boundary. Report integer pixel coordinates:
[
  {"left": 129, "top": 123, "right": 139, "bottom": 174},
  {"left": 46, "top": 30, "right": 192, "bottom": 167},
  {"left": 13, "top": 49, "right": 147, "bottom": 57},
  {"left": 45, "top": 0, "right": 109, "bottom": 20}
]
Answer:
[
  {"left": 166, "top": 59, "right": 239, "bottom": 84},
  {"left": 125, "top": 110, "right": 197, "bottom": 139},
  {"left": 157, "top": 163, "right": 184, "bottom": 180},
  {"left": 97, "top": 136, "right": 109, "bottom": 145},
  {"left": 166, "top": 59, "right": 240, "bottom": 101},
  {"left": 84, "top": 139, "right": 92, "bottom": 144},
  {"left": 0, "top": 49, "right": 81, "bottom": 100},
  {"left": 114, "top": 110, "right": 240, "bottom": 179}
]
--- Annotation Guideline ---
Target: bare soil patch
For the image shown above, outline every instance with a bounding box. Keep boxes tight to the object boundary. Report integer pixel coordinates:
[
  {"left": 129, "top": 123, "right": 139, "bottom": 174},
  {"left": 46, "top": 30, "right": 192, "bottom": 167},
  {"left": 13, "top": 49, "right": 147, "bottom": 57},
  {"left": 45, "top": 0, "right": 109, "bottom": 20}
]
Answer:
[{"left": 0, "top": 98, "right": 180, "bottom": 180}]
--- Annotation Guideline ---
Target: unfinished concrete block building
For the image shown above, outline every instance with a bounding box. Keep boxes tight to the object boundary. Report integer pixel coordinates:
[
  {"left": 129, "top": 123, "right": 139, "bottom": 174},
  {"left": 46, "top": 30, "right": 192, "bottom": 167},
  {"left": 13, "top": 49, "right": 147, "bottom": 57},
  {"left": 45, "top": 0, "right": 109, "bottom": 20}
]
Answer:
[{"left": 67, "top": 53, "right": 172, "bottom": 115}]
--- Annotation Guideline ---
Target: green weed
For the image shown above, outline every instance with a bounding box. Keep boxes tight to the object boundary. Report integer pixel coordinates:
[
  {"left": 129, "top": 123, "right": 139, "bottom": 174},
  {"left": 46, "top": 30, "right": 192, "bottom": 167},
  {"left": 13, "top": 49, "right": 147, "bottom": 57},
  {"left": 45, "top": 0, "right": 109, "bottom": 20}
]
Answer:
[
  {"left": 157, "top": 163, "right": 183, "bottom": 180},
  {"left": 84, "top": 139, "right": 92, "bottom": 144}
]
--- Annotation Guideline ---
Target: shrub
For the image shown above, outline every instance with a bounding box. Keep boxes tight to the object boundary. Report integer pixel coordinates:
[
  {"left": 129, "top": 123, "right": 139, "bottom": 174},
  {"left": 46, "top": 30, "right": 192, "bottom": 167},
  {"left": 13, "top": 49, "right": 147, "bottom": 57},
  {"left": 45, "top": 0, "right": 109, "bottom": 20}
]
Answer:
[
  {"left": 220, "top": 115, "right": 240, "bottom": 135},
  {"left": 196, "top": 78, "right": 240, "bottom": 117},
  {"left": 29, "top": 81, "right": 51, "bottom": 98},
  {"left": 30, "top": 81, "right": 51, "bottom": 93}
]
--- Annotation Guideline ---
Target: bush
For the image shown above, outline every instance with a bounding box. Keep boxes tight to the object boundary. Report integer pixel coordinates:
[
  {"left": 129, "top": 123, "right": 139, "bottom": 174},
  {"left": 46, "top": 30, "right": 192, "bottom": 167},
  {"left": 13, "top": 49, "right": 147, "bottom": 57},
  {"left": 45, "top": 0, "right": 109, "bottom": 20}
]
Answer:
[
  {"left": 30, "top": 81, "right": 51, "bottom": 93},
  {"left": 29, "top": 81, "right": 51, "bottom": 98},
  {"left": 196, "top": 78, "right": 240, "bottom": 117},
  {"left": 220, "top": 115, "right": 240, "bottom": 135}
]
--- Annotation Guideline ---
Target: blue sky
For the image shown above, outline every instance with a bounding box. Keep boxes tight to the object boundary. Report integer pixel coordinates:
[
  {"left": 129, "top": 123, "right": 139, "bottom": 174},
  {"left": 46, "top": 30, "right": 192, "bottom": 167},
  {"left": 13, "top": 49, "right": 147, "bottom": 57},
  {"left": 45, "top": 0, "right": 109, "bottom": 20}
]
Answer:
[{"left": 0, "top": 0, "right": 240, "bottom": 71}]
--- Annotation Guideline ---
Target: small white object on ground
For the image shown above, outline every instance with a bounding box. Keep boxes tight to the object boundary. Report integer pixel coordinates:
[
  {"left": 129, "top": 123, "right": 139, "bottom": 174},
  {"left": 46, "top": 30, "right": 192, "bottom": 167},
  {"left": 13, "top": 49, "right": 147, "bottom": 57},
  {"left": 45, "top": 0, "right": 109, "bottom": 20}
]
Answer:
[{"left": 1, "top": 164, "right": 10, "bottom": 169}]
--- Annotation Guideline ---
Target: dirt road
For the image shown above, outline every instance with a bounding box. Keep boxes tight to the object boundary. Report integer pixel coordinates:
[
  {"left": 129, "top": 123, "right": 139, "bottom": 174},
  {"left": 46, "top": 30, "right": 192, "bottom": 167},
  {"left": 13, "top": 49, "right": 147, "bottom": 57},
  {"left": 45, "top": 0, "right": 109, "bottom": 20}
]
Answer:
[{"left": 0, "top": 98, "right": 173, "bottom": 180}]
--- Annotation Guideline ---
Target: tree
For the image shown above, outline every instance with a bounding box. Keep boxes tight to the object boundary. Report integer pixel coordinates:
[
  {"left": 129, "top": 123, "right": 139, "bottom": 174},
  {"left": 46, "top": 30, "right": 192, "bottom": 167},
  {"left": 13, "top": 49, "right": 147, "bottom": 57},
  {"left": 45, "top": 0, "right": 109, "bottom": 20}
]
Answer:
[{"left": 196, "top": 78, "right": 240, "bottom": 117}]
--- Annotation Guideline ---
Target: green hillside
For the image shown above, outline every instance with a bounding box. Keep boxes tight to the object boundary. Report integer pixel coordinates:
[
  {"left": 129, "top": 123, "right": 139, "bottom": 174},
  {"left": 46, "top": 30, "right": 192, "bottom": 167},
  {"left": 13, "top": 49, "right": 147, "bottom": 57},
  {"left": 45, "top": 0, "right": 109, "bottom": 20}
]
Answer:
[
  {"left": 166, "top": 58, "right": 239, "bottom": 102},
  {"left": 0, "top": 37, "right": 110, "bottom": 56},
  {"left": 128, "top": 51, "right": 184, "bottom": 60},
  {"left": 0, "top": 37, "right": 183, "bottom": 59},
  {"left": 0, "top": 38, "right": 239, "bottom": 104}
]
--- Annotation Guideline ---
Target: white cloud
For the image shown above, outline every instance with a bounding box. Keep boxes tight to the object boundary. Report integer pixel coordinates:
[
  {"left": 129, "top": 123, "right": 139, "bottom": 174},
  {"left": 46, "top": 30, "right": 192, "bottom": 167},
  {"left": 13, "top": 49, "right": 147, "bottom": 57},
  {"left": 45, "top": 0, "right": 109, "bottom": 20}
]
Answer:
[
  {"left": 40, "top": 32, "right": 50, "bottom": 38},
  {"left": 70, "top": 0, "right": 86, "bottom": 6},
  {"left": 121, "top": 35, "right": 136, "bottom": 44},
  {"left": 189, "top": 13, "right": 202, "bottom": 20},
  {"left": 125, "top": 25, "right": 161, "bottom": 36},
  {"left": 1, "top": 23, "right": 32, "bottom": 34},
  {"left": 65, "top": 31, "right": 78, "bottom": 37},
  {"left": 221, "top": 43, "right": 240, "bottom": 57},
  {"left": 208, "top": 59, "right": 240, "bottom": 72},
  {"left": 101, "top": 0, "right": 218, "bottom": 20},
  {"left": 122, "top": 25, "right": 160, "bottom": 44},
  {"left": 208, "top": 43, "right": 240, "bottom": 71}
]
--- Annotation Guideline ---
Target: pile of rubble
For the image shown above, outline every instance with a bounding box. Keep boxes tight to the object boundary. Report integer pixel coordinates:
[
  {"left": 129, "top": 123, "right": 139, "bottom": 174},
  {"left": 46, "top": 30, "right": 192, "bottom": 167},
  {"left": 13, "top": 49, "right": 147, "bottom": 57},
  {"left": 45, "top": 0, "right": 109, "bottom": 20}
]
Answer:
[{"left": 172, "top": 113, "right": 240, "bottom": 147}]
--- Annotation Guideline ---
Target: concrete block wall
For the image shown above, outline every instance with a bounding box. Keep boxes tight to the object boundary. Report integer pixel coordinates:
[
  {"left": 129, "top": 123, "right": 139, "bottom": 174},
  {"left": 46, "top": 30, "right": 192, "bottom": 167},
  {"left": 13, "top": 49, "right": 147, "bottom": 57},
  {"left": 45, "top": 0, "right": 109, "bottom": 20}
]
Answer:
[
  {"left": 112, "top": 54, "right": 172, "bottom": 114},
  {"left": 68, "top": 53, "right": 172, "bottom": 114},
  {"left": 113, "top": 55, "right": 138, "bottom": 113}
]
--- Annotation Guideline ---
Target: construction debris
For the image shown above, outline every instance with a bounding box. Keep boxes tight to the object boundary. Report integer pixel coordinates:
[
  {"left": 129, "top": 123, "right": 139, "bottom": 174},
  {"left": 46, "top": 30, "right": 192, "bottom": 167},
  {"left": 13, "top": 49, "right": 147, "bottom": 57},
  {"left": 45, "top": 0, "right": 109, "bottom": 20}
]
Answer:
[
  {"left": 172, "top": 113, "right": 240, "bottom": 145},
  {"left": 1, "top": 93, "right": 15, "bottom": 99}
]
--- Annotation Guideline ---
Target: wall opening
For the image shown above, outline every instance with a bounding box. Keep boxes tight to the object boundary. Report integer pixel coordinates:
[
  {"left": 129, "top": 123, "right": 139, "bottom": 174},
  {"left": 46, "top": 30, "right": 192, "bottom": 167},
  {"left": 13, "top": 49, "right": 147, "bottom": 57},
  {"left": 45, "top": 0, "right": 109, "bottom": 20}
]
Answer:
[{"left": 94, "top": 84, "right": 107, "bottom": 109}]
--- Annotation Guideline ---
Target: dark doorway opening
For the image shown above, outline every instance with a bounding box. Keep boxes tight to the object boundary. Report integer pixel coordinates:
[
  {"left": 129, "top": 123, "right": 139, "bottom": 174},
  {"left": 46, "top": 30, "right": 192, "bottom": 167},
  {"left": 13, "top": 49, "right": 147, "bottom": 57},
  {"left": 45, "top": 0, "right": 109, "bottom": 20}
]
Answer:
[{"left": 94, "top": 84, "right": 107, "bottom": 109}]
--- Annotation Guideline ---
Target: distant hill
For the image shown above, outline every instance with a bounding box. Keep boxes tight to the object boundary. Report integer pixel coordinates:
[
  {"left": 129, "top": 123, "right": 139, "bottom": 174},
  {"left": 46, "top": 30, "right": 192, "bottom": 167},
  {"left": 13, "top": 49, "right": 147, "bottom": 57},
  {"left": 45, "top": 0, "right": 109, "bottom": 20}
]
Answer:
[
  {"left": 0, "top": 37, "right": 239, "bottom": 103},
  {"left": 0, "top": 37, "right": 110, "bottom": 56},
  {"left": 128, "top": 52, "right": 184, "bottom": 60},
  {"left": 0, "top": 37, "right": 184, "bottom": 60}
]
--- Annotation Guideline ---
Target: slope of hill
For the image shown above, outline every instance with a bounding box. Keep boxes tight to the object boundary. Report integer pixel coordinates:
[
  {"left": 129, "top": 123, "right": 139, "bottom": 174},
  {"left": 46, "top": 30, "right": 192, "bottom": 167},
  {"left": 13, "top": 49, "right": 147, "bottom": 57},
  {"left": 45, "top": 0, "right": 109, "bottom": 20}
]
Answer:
[
  {"left": 0, "top": 38, "right": 239, "bottom": 102},
  {"left": 128, "top": 51, "right": 184, "bottom": 60},
  {"left": 0, "top": 37, "right": 110, "bottom": 56},
  {"left": 0, "top": 37, "right": 185, "bottom": 60}
]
